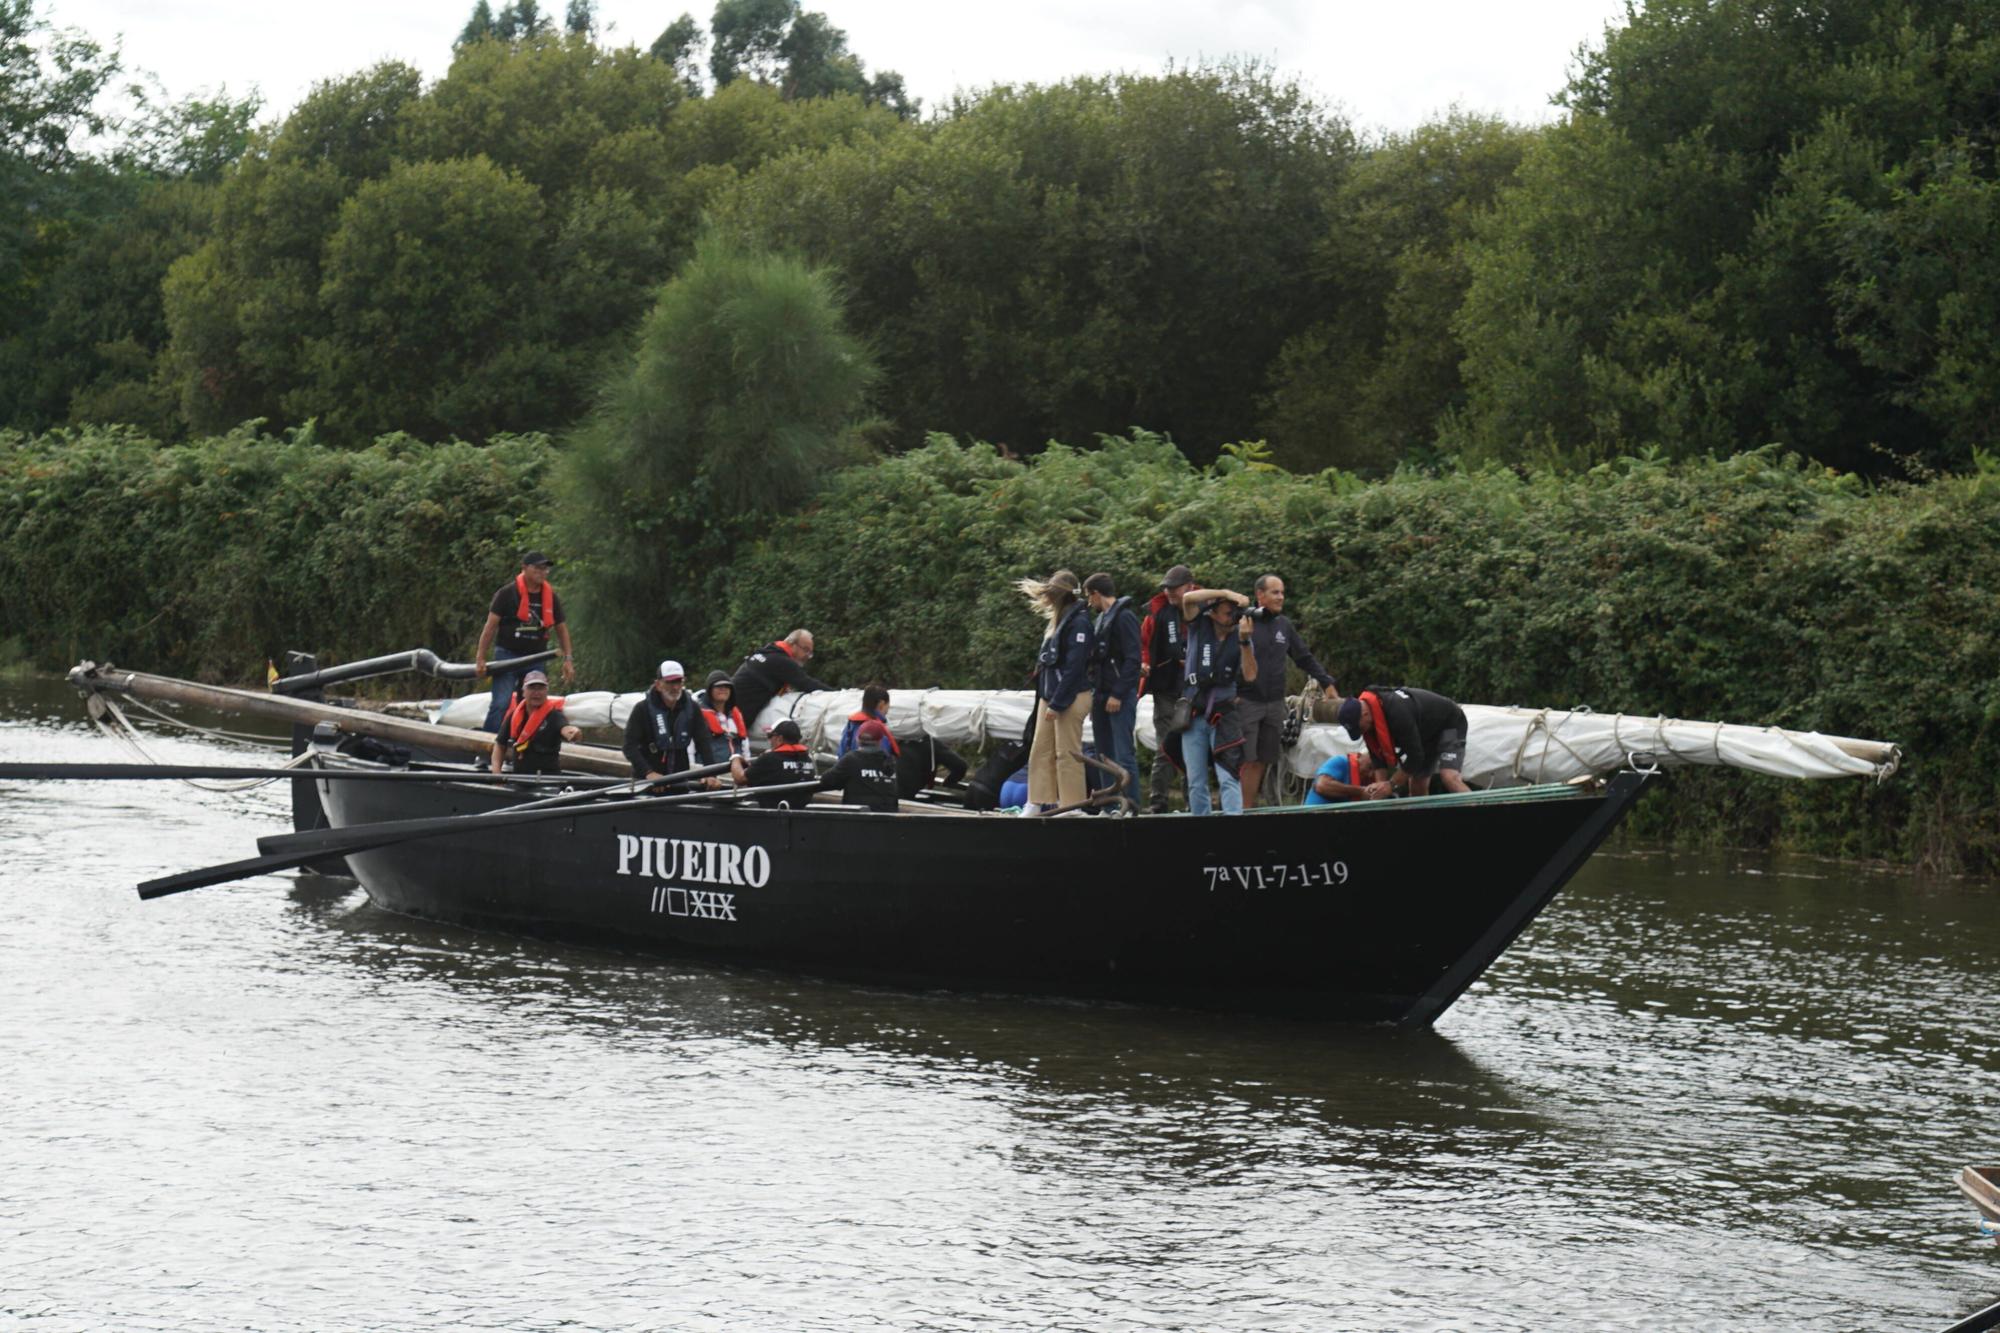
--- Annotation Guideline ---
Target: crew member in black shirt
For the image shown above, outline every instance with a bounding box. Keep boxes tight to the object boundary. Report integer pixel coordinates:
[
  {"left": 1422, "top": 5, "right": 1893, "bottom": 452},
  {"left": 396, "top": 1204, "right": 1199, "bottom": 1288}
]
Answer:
[
  {"left": 474, "top": 551, "right": 575, "bottom": 733},
  {"left": 731, "top": 629, "right": 829, "bottom": 728},
  {"left": 894, "top": 730, "right": 969, "bottom": 800},
  {"left": 489, "top": 670, "right": 581, "bottom": 776},
  {"left": 740, "top": 719, "right": 820, "bottom": 808},
  {"left": 819, "top": 719, "right": 899, "bottom": 812},
  {"left": 1337, "top": 686, "right": 1472, "bottom": 798}
]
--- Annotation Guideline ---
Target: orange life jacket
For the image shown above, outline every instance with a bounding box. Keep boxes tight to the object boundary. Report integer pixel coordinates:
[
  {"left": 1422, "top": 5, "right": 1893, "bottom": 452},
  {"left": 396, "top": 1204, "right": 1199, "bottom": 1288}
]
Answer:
[
  {"left": 515, "top": 573, "right": 556, "bottom": 628},
  {"left": 505, "top": 693, "right": 565, "bottom": 753},
  {"left": 703, "top": 703, "right": 750, "bottom": 756},
  {"left": 847, "top": 709, "right": 901, "bottom": 757},
  {"left": 1358, "top": 690, "right": 1396, "bottom": 770}
]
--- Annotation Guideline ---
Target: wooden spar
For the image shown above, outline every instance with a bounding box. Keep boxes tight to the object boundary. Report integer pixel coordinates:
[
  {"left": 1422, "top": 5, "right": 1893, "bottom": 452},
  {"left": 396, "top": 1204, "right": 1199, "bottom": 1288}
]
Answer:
[{"left": 66, "top": 662, "right": 631, "bottom": 777}]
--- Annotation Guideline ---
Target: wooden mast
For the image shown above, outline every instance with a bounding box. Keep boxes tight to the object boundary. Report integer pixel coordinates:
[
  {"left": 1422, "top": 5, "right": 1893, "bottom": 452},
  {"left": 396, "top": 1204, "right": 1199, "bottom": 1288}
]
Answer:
[{"left": 67, "top": 662, "right": 631, "bottom": 777}]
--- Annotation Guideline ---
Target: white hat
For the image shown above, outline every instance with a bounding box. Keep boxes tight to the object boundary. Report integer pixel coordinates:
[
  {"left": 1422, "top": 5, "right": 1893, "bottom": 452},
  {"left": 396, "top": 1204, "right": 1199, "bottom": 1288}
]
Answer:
[{"left": 657, "top": 659, "right": 685, "bottom": 681}]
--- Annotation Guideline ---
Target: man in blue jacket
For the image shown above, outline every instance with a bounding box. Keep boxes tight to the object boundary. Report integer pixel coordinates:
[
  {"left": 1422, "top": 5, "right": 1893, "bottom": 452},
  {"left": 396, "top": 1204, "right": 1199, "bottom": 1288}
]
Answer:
[{"left": 1083, "top": 572, "right": 1141, "bottom": 806}]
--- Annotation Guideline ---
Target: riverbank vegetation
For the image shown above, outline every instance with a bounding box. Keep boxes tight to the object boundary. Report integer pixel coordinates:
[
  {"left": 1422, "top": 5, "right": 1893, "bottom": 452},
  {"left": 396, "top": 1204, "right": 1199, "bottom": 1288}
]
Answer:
[{"left": 4, "top": 0, "right": 1999, "bottom": 869}]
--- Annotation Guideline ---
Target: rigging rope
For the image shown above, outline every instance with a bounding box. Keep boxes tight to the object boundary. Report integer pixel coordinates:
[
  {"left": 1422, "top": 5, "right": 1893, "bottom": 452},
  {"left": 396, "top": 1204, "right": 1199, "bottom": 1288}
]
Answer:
[{"left": 87, "top": 693, "right": 310, "bottom": 793}]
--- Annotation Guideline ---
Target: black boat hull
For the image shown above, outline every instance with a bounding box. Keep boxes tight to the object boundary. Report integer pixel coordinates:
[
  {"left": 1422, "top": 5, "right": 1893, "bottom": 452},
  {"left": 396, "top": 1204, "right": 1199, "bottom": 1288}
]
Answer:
[{"left": 316, "top": 770, "right": 1648, "bottom": 1025}]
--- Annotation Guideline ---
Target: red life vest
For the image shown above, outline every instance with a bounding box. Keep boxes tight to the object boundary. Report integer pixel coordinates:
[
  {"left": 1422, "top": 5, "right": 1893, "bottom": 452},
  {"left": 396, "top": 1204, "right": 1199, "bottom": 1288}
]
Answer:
[
  {"left": 769, "top": 639, "right": 794, "bottom": 657},
  {"left": 702, "top": 704, "right": 750, "bottom": 757},
  {"left": 515, "top": 573, "right": 556, "bottom": 628},
  {"left": 771, "top": 742, "right": 809, "bottom": 754},
  {"left": 1358, "top": 690, "right": 1396, "bottom": 770},
  {"left": 847, "top": 709, "right": 901, "bottom": 756},
  {"left": 505, "top": 693, "right": 565, "bottom": 753}
]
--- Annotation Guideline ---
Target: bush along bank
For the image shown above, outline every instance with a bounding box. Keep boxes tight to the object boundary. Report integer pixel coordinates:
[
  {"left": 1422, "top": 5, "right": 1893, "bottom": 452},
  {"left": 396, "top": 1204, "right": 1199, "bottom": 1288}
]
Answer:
[
  {"left": 709, "top": 434, "right": 2000, "bottom": 873},
  {"left": 0, "top": 423, "right": 551, "bottom": 683},
  {"left": 6, "top": 425, "right": 1997, "bottom": 871}
]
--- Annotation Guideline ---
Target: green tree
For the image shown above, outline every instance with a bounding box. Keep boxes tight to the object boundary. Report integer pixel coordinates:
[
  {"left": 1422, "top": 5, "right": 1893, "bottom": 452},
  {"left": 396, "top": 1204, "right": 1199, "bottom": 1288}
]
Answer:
[
  {"left": 649, "top": 13, "right": 706, "bottom": 94},
  {"left": 709, "top": 64, "right": 1349, "bottom": 458},
  {"left": 556, "top": 236, "right": 877, "bottom": 682},
  {"left": 1450, "top": 0, "right": 2000, "bottom": 473},
  {"left": 1260, "top": 111, "right": 1535, "bottom": 473},
  {"left": 305, "top": 156, "right": 553, "bottom": 441},
  {"left": 160, "top": 62, "right": 424, "bottom": 434},
  {"left": 457, "top": 0, "right": 496, "bottom": 46},
  {"left": 564, "top": 0, "right": 595, "bottom": 36}
]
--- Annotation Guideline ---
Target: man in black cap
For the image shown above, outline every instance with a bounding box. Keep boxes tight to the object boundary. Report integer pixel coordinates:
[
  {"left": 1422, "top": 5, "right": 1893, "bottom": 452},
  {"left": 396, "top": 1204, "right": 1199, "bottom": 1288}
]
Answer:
[
  {"left": 740, "top": 718, "right": 820, "bottom": 807},
  {"left": 474, "top": 551, "right": 575, "bottom": 733},
  {"left": 1138, "top": 563, "right": 1196, "bottom": 812},
  {"left": 488, "top": 669, "right": 581, "bottom": 776}
]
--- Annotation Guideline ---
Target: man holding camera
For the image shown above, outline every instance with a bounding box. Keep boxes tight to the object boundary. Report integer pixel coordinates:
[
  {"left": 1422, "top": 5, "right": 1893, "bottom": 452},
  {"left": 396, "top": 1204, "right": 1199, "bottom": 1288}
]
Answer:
[{"left": 1169, "top": 588, "right": 1258, "bottom": 815}]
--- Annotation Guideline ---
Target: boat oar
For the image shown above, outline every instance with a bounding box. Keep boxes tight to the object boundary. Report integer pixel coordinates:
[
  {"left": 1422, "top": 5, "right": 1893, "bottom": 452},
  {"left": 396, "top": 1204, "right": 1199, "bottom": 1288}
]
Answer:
[
  {"left": 0, "top": 763, "right": 628, "bottom": 785},
  {"left": 136, "top": 779, "right": 821, "bottom": 901},
  {"left": 253, "top": 759, "right": 739, "bottom": 857}
]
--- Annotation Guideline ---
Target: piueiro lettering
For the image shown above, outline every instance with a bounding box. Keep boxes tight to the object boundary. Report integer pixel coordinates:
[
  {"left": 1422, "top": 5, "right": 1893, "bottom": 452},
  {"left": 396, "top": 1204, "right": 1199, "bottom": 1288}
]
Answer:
[{"left": 615, "top": 834, "right": 771, "bottom": 888}]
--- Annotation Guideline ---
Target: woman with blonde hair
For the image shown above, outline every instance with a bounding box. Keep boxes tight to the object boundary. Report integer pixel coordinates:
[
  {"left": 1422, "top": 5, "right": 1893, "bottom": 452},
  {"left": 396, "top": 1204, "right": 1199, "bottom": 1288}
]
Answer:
[{"left": 1017, "top": 569, "right": 1094, "bottom": 813}]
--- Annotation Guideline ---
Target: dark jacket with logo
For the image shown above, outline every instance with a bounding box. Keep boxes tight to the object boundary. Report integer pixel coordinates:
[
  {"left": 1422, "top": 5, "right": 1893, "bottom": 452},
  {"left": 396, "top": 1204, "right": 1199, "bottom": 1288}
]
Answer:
[
  {"left": 743, "top": 743, "right": 818, "bottom": 807},
  {"left": 622, "top": 689, "right": 725, "bottom": 779},
  {"left": 1089, "top": 596, "right": 1142, "bottom": 703},
  {"left": 1139, "top": 591, "right": 1189, "bottom": 699},
  {"left": 819, "top": 744, "right": 899, "bottom": 812},
  {"left": 1357, "top": 685, "right": 1467, "bottom": 778},
  {"left": 1182, "top": 618, "right": 1251, "bottom": 706},
  {"left": 1036, "top": 602, "right": 1094, "bottom": 712},
  {"left": 732, "top": 641, "right": 829, "bottom": 727},
  {"left": 1241, "top": 609, "right": 1337, "bottom": 704}
]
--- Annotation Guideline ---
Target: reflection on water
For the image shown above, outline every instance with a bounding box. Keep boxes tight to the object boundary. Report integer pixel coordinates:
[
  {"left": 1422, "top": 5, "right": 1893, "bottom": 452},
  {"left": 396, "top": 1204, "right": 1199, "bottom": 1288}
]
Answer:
[{"left": 2, "top": 673, "right": 1996, "bottom": 1331}]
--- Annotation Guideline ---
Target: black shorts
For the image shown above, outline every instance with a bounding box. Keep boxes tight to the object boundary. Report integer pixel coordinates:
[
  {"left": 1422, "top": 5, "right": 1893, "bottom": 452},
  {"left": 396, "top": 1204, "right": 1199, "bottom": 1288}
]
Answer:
[
  {"left": 1236, "top": 697, "right": 1286, "bottom": 764},
  {"left": 1431, "top": 728, "right": 1467, "bottom": 775}
]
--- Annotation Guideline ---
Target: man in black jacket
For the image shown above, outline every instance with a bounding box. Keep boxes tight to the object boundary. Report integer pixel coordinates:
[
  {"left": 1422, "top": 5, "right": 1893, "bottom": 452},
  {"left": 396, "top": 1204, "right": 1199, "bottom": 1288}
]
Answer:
[
  {"left": 740, "top": 719, "right": 820, "bottom": 807},
  {"left": 731, "top": 629, "right": 829, "bottom": 728},
  {"left": 1139, "top": 563, "right": 1196, "bottom": 812},
  {"left": 1337, "top": 686, "right": 1472, "bottom": 798},
  {"left": 894, "top": 731, "right": 969, "bottom": 800},
  {"left": 623, "top": 659, "right": 727, "bottom": 783},
  {"left": 1083, "top": 572, "right": 1141, "bottom": 806},
  {"left": 1238, "top": 573, "right": 1341, "bottom": 808}
]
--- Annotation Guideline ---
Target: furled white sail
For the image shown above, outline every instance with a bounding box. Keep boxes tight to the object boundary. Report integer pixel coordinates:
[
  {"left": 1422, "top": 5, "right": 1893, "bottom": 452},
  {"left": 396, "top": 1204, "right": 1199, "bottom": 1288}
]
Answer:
[{"left": 428, "top": 686, "right": 1898, "bottom": 785}]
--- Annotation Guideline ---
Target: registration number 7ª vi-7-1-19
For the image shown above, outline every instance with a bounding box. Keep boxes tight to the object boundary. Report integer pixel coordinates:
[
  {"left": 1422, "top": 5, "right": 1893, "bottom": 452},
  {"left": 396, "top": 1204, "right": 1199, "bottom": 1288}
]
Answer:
[{"left": 1202, "top": 861, "right": 1350, "bottom": 891}]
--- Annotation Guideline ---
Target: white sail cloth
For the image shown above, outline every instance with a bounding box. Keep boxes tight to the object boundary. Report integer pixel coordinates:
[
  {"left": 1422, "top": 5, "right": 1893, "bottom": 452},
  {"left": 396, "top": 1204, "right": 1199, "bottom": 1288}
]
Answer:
[{"left": 432, "top": 686, "right": 1898, "bottom": 786}]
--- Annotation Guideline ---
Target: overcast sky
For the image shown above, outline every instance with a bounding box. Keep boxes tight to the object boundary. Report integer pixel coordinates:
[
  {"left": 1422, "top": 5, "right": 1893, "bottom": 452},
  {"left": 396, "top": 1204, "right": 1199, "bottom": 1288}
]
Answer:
[{"left": 49, "top": 0, "right": 1630, "bottom": 135}]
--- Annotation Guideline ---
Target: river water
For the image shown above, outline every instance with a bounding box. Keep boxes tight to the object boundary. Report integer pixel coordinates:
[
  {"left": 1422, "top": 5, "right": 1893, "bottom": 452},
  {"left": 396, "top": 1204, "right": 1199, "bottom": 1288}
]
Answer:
[{"left": 1, "top": 673, "right": 1995, "bottom": 1332}]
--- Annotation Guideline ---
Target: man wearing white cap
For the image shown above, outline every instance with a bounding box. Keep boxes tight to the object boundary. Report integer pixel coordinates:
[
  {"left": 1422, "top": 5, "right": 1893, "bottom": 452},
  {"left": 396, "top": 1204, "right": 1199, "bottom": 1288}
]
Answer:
[
  {"left": 488, "top": 669, "right": 581, "bottom": 776},
  {"left": 622, "top": 659, "right": 728, "bottom": 783}
]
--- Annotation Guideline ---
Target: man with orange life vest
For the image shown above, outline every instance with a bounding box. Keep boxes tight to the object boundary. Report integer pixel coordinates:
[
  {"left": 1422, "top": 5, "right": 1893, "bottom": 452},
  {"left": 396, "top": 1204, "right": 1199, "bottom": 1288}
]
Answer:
[
  {"left": 838, "top": 685, "right": 901, "bottom": 759},
  {"left": 696, "top": 670, "right": 752, "bottom": 785},
  {"left": 1335, "top": 686, "right": 1473, "bottom": 799},
  {"left": 622, "top": 659, "right": 728, "bottom": 785},
  {"left": 1302, "top": 748, "right": 1376, "bottom": 805},
  {"left": 1139, "top": 564, "right": 1197, "bottom": 813},
  {"left": 731, "top": 629, "right": 829, "bottom": 730},
  {"left": 740, "top": 718, "right": 819, "bottom": 808},
  {"left": 474, "top": 551, "right": 576, "bottom": 733},
  {"left": 488, "top": 670, "right": 582, "bottom": 776}
]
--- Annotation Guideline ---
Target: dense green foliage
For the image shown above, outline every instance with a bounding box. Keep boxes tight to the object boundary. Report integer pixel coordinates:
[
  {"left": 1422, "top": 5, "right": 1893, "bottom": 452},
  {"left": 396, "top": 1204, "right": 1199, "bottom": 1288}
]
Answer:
[
  {"left": 0, "top": 424, "right": 550, "bottom": 681},
  {"left": 555, "top": 238, "right": 877, "bottom": 683}
]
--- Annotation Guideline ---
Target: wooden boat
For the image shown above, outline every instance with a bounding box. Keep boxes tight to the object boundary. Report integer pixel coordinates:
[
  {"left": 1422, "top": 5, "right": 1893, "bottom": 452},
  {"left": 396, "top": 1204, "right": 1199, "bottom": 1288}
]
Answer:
[
  {"left": 51, "top": 655, "right": 1893, "bottom": 1026},
  {"left": 1962, "top": 1165, "right": 2000, "bottom": 1235}
]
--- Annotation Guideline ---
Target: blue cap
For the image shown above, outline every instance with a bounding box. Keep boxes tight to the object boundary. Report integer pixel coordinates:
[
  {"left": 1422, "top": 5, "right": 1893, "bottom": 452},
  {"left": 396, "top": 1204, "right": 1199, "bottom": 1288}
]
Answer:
[{"left": 1336, "top": 696, "right": 1362, "bottom": 739}]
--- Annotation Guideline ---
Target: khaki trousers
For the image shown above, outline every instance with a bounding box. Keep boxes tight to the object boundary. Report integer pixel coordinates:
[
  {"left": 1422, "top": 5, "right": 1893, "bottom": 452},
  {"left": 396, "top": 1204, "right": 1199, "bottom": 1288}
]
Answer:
[{"left": 1027, "top": 690, "right": 1093, "bottom": 808}]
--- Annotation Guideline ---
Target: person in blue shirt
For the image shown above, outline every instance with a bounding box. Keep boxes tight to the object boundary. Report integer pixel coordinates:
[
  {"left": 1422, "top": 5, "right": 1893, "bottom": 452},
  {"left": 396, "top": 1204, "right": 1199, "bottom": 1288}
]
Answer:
[
  {"left": 1302, "top": 749, "right": 1375, "bottom": 806},
  {"left": 838, "top": 684, "right": 898, "bottom": 758},
  {"left": 1019, "top": 569, "right": 1094, "bottom": 812}
]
